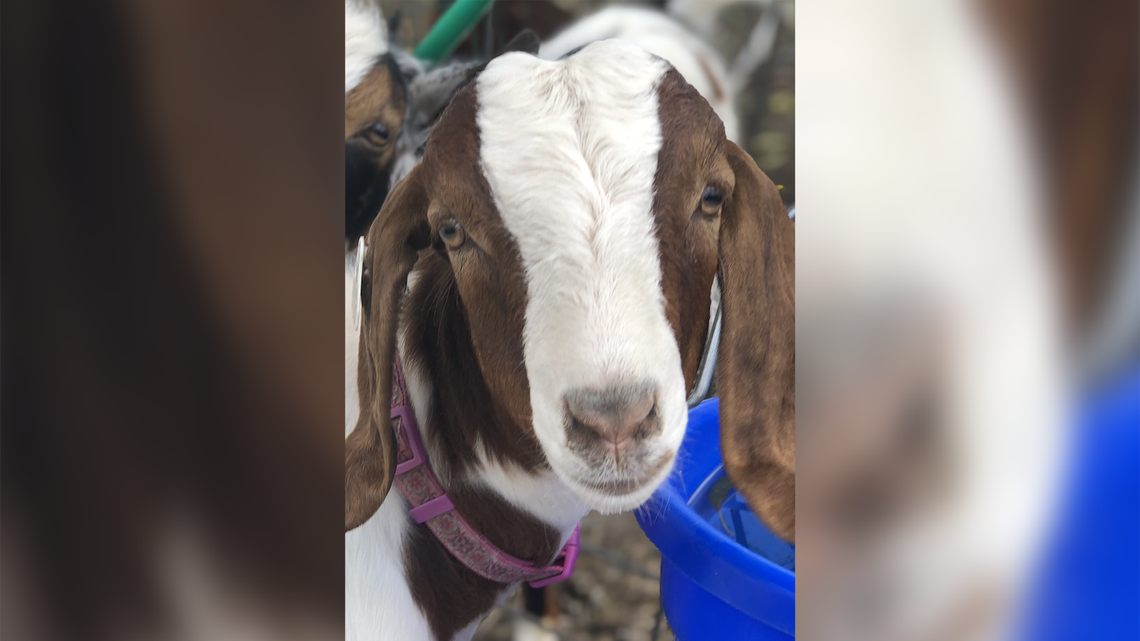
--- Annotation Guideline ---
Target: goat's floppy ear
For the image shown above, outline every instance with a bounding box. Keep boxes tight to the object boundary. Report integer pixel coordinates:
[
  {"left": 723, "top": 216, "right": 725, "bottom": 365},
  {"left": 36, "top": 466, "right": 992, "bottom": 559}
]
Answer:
[
  {"left": 345, "top": 165, "right": 431, "bottom": 532},
  {"left": 717, "top": 142, "right": 796, "bottom": 542}
]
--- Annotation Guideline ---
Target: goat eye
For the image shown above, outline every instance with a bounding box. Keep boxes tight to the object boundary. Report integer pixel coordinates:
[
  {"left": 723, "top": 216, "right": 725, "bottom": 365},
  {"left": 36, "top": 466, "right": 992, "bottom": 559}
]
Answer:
[
  {"left": 700, "top": 186, "right": 725, "bottom": 214},
  {"left": 438, "top": 221, "right": 465, "bottom": 249},
  {"left": 369, "top": 123, "right": 390, "bottom": 142}
]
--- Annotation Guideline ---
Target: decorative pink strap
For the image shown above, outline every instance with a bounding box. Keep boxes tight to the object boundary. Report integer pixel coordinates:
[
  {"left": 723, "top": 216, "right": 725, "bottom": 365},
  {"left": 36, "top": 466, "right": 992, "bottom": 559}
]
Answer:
[{"left": 389, "top": 356, "right": 580, "bottom": 587}]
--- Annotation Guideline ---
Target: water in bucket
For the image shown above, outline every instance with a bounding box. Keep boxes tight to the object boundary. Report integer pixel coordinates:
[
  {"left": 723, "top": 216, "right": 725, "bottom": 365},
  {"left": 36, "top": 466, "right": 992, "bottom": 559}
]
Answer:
[{"left": 691, "top": 467, "right": 796, "bottom": 571}]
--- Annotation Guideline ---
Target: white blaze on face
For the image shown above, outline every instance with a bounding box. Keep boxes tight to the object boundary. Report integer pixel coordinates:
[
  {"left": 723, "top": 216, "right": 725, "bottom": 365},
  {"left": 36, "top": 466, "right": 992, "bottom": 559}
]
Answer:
[{"left": 476, "top": 41, "right": 688, "bottom": 511}]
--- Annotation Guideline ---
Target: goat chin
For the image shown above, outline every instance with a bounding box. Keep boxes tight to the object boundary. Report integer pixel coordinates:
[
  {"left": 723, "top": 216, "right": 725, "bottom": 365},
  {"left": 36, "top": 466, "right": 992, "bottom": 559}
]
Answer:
[
  {"left": 567, "top": 475, "right": 672, "bottom": 516},
  {"left": 545, "top": 432, "right": 686, "bottom": 516}
]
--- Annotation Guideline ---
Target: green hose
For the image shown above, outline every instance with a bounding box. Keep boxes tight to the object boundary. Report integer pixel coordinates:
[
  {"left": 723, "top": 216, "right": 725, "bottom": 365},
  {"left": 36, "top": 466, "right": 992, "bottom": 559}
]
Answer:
[{"left": 413, "top": 0, "right": 495, "bottom": 68}]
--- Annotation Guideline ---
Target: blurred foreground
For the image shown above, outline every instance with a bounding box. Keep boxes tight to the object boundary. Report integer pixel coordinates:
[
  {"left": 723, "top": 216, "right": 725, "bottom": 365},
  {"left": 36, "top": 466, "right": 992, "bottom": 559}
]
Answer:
[
  {"left": 3, "top": 0, "right": 345, "bottom": 639},
  {"left": 797, "top": 0, "right": 1135, "bottom": 640}
]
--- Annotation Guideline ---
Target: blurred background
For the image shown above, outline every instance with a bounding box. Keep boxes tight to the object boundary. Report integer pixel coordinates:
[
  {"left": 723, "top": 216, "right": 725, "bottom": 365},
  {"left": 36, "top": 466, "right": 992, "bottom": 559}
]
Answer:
[{"left": 2, "top": 1, "right": 1135, "bottom": 641}]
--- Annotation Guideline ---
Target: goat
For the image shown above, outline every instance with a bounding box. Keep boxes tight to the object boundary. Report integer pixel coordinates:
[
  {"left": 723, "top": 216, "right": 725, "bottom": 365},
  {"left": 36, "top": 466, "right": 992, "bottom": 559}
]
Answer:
[
  {"left": 388, "top": 31, "right": 541, "bottom": 189},
  {"left": 385, "top": 7, "right": 740, "bottom": 193},
  {"left": 539, "top": 6, "right": 741, "bottom": 144},
  {"left": 345, "top": 40, "right": 795, "bottom": 641},
  {"left": 345, "top": 0, "right": 412, "bottom": 244}
]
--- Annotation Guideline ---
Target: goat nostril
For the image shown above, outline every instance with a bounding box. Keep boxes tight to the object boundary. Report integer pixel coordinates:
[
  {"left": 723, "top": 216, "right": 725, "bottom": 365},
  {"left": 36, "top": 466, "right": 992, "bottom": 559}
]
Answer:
[{"left": 563, "top": 382, "right": 661, "bottom": 447}]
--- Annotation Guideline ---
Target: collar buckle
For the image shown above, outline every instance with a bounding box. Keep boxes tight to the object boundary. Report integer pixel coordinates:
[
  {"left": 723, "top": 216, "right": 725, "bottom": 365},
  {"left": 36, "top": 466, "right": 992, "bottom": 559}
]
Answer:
[
  {"left": 392, "top": 406, "right": 425, "bottom": 474},
  {"left": 528, "top": 525, "right": 581, "bottom": 588}
]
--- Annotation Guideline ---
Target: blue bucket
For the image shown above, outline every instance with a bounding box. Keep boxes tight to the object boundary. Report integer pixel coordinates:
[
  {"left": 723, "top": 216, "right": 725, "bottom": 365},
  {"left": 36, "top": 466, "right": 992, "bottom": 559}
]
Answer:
[
  {"left": 1017, "top": 364, "right": 1139, "bottom": 640},
  {"left": 636, "top": 398, "right": 795, "bottom": 640}
]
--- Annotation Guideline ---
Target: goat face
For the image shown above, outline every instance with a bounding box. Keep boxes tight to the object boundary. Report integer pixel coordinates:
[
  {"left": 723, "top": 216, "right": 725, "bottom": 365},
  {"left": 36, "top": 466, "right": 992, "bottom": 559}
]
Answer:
[
  {"left": 346, "top": 41, "right": 794, "bottom": 538},
  {"left": 345, "top": 1, "right": 406, "bottom": 243}
]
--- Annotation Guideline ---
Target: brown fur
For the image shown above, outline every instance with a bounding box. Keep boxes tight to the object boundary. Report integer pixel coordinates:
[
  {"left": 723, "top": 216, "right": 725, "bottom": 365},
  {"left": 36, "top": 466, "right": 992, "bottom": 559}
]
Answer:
[
  {"left": 651, "top": 71, "right": 729, "bottom": 390},
  {"left": 400, "top": 87, "right": 542, "bottom": 476},
  {"left": 980, "top": 0, "right": 1138, "bottom": 326},
  {"left": 652, "top": 70, "right": 796, "bottom": 542},
  {"left": 403, "top": 485, "right": 560, "bottom": 641},
  {"left": 716, "top": 141, "right": 796, "bottom": 541},
  {"left": 344, "top": 163, "right": 429, "bottom": 531},
  {"left": 402, "top": 251, "right": 543, "bottom": 476},
  {"left": 346, "top": 84, "right": 560, "bottom": 637},
  {"left": 345, "top": 56, "right": 407, "bottom": 242},
  {"left": 346, "top": 86, "right": 544, "bottom": 522},
  {"left": 400, "top": 245, "right": 559, "bottom": 638},
  {"left": 345, "top": 58, "right": 405, "bottom": 151}
]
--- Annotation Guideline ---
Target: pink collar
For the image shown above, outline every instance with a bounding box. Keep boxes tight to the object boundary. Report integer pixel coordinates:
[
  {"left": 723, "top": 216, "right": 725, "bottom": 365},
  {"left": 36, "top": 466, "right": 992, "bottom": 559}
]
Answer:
[{"left": 389, "top": 355, "right": 580, "bottom": 588}]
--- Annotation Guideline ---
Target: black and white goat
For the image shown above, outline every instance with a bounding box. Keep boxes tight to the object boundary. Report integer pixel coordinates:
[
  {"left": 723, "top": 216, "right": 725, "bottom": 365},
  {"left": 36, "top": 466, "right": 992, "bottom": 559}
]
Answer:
[{"left": 345, "top": 40, "right": 794, "bottom": 641}]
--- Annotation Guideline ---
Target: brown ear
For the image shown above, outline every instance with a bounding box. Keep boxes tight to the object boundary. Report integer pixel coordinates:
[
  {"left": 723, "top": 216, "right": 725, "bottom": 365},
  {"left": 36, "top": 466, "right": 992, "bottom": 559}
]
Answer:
[
  {"left": 716, "top": 142, "right": 796, "bottom": 542},
  {"left": 345, "top": 165, "right": 431, "bottom": 532}
]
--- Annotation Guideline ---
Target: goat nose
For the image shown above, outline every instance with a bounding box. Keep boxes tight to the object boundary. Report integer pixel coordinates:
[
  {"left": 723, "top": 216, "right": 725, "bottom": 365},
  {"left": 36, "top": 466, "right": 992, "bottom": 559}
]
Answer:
[{"left": 564, "top": 381, "right": 659, "bottom": 446}]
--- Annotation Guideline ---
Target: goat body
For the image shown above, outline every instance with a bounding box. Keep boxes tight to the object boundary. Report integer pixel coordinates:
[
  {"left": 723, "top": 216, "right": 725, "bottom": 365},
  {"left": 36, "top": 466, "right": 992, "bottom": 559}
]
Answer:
[{"left": 346, "top": 41, "right": 795, "bottom": 640}]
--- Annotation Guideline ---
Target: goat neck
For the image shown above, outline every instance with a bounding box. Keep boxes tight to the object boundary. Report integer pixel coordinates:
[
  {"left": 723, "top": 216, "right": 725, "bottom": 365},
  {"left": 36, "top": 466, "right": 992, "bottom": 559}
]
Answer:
[{"left": 392, "top": 253, "right": 587, "bottom": 640}]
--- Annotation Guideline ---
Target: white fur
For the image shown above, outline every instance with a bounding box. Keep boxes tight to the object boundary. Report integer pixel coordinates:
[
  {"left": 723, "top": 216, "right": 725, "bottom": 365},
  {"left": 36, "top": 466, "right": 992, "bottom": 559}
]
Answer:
[
  {"left": 477, "top": 42, "right": 688, "bottom": 515},
  {"left": 344, "top": 491, "right": 427, "bottom": 641},
  {"left": 345, "top": 247, "right": 361, "bottom": 437},
  {"left": 474, "top": 461, "right": 590, "bottom": 536},
  {"left": 345, "top": 0, "right": 388, "bottom": 94},
  {"left": 538, "top": 7, "right": 740, "bottom": 143}
]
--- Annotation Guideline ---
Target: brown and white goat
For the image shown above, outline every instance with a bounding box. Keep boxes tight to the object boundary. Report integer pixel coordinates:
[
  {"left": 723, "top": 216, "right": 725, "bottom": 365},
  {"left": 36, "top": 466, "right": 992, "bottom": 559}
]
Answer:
[
  {"left": 345, "top": 40, "right": 794, "bottom": 641},
  {"left": 345, "top": 0, "right": 408, "bottom": 243}
]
